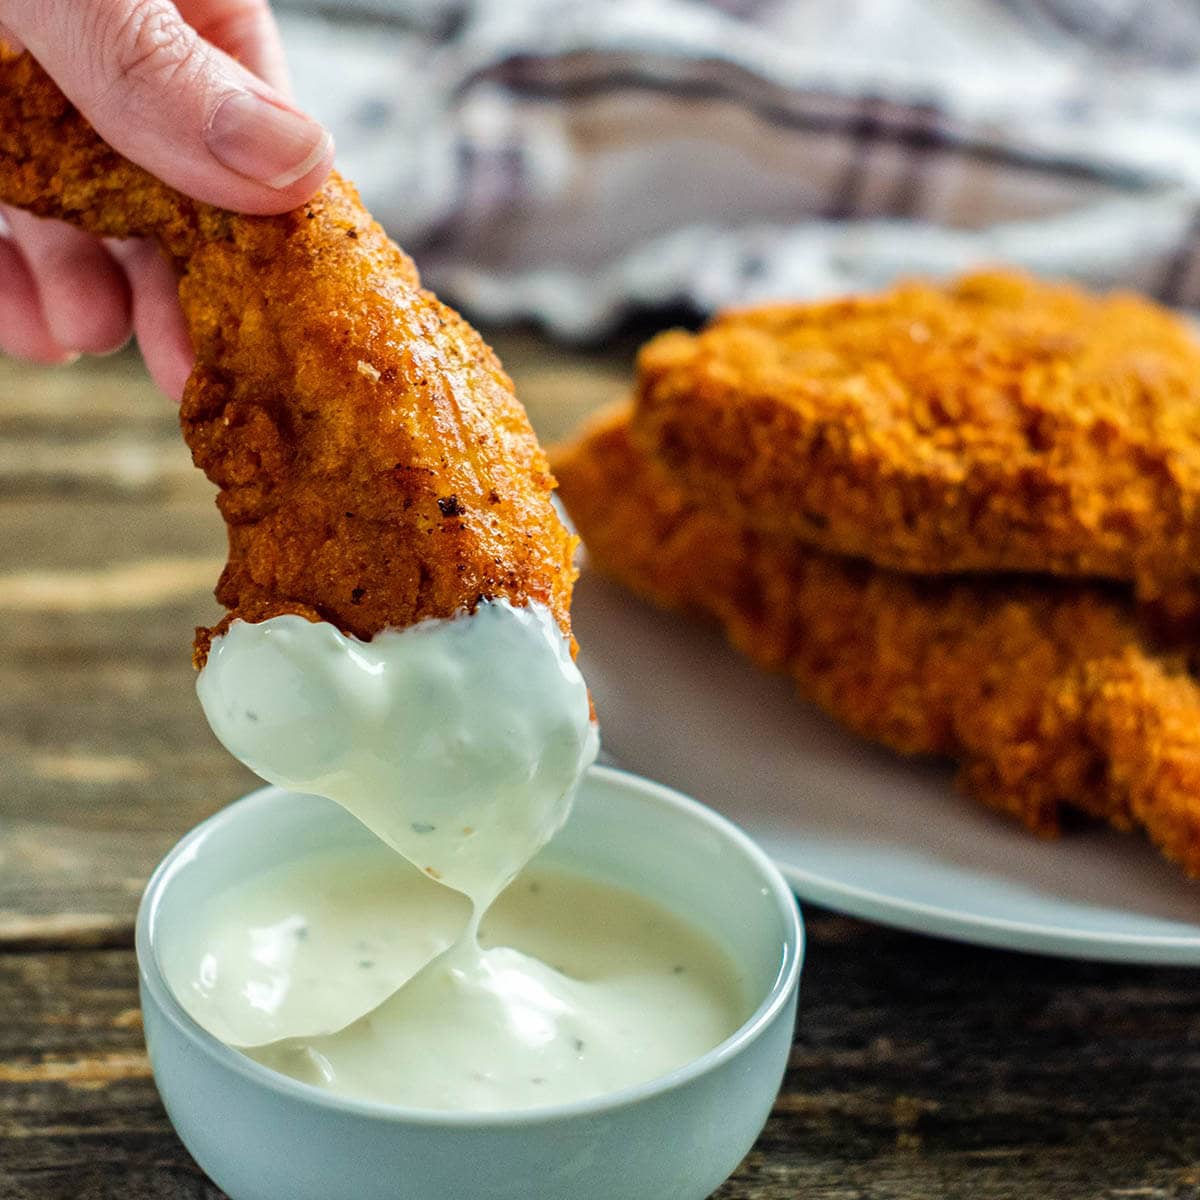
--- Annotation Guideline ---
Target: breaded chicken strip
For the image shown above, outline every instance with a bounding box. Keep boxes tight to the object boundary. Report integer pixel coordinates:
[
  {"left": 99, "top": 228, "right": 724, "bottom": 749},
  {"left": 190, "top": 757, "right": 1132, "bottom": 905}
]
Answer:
[
  {"left": 0, "top": 50, "right": 576, "bottom": 666},
  {"left": 632, "top": 272, "right": 1200, "bottom": 610},
  {"left": 554, "top": 406, "right": 1200, "bottom": 877}
]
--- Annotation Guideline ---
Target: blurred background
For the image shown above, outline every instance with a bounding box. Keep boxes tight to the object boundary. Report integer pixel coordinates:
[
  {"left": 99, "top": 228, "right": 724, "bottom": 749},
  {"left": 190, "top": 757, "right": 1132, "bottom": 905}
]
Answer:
[
  {"left": 273, "top": 0, "right": 1200, "bottom": 342},
  {"left": 7, "top": 10, "right": 1200, "bottom": 1194}
]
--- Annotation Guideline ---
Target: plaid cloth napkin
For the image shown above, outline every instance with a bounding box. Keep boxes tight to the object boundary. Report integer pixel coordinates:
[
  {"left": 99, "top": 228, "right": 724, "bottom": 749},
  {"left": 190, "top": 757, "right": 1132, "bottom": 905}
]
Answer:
[{"left": 279, "top": 0, "right": 1200, "bottom": 337}]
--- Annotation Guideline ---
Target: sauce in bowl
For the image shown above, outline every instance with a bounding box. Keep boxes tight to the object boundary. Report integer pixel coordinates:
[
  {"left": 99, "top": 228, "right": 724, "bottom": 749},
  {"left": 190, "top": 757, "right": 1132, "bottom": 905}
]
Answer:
[{"left": 186, "top": 600, "right": 745, "bottom": 1111}]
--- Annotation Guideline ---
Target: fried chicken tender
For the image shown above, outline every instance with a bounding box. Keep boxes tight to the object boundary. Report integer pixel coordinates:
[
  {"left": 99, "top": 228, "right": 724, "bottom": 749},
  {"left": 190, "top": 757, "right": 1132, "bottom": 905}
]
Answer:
[
  {"left": 554, "top": 405, "right": 1200, "bottom": 877},
  {"left": 632, "top": 271, "right": 1200, "bottom": 609},
  {"left": 0, "top": 49, "right": 576, "bottom": 666}
]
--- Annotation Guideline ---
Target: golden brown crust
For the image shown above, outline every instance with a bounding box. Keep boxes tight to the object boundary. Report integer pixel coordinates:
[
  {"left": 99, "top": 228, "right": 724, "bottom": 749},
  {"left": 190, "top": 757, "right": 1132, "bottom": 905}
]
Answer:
[
  {"left": 553, "top": 406, "right": 1200, "bottom": 877},
  {"left": 632, "top": 271, "right": 1200, "bottom": 604},
  {"left": 0, "top": 50, "right": 576, "bottom": 666}
]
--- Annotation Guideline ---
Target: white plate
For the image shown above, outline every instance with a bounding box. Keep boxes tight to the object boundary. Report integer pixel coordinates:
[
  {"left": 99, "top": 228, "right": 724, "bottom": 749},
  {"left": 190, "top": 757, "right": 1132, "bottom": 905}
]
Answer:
[{"left": 573, "top": 572, "right": 1200, "bottom": 965}]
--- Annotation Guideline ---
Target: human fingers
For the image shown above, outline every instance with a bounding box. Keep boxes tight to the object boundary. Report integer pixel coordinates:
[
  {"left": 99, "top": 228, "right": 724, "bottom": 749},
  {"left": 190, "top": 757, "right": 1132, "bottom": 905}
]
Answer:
[
  {"left": 109, "top": 237, "right": 193, "bottom": 401},
  {"left": 2, "top": 0, "right": 332, "bottom": 214},
  {"left": 179, "top": 0, "right": 291, "bottom": 94},
  {"left": 0, "top": 219, "right": 76, "bottom": 365},
  {"left": 3, "top": 206, "right": 132, "bottom": 355}
]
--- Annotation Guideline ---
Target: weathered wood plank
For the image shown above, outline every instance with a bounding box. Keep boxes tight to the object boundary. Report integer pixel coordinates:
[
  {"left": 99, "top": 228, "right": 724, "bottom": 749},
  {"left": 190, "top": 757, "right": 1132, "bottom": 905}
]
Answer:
[
  {"left": 0, "top": 351, "right": 239, "bottom": 937},
  {"left": 0, "top": 947, "right": 213, "bottom": 1198},
  {"left": 0, "top": 586, "right": 256, "bottom": 932},
  {"left": 3, "top": 916, "right": 1200, "bottom": 1198}
]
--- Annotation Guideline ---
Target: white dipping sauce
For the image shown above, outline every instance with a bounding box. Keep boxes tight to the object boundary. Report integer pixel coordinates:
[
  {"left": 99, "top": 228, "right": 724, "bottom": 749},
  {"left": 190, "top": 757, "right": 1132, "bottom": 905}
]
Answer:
[
  {"left": 198, "top": 602, "right": 597, "bottom": 907},
  {"left": 190, "top": 600, "right": 745, "bottom": 1111},
  {"left": 167, "top": 847, "right": 747, "bottom": 1111},
  {"left": 160, "top": 847, "right": 470, "bottom": 1048}
]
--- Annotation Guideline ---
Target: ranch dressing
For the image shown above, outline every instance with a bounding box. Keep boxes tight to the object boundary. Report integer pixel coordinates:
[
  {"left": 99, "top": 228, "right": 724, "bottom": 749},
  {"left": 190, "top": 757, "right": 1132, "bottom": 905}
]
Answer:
[
  {"left": 192, "top": 600, "right": 744, "bottom": 1111},
  {"left": 167, "top": 847, "right": 747, "bottom": 1111},
  {"left": 159, "top": 846, "right": 471, "bottom": 1048},
  {"left": 197, "top": 602, "right": 596, "bottom": 907}
]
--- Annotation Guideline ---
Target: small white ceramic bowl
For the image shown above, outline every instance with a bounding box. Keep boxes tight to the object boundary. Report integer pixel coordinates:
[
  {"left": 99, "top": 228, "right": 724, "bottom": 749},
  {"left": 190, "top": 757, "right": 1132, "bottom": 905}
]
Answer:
[{"left": 136, "top": 765, "right": 803, "bottom": 1200}]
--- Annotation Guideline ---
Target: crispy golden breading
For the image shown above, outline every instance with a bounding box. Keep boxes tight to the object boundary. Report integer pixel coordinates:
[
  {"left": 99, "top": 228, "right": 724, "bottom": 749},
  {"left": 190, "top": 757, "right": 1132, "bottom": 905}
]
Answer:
[
  {"left": 0, "top": 50, "right": 576, "bottom": 666},
  {"left": 632, "top": 271, "right": 1200, "bottom": 607},
  {"left": 553, "top": 405, "right": 1200, "bottom": 877}
]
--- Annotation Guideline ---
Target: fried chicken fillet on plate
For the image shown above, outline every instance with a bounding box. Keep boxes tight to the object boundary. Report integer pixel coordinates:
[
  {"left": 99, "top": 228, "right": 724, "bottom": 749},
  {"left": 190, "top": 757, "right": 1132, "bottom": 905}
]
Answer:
[
  {"left": 553, "top": 405, "right": 1200, "bottom": 878},
  {"left": 632, "top": 271, "right": 1200, "bottom": 610},
  {"left": 0, "top": 49, "right": 576, "bottom": 665}
]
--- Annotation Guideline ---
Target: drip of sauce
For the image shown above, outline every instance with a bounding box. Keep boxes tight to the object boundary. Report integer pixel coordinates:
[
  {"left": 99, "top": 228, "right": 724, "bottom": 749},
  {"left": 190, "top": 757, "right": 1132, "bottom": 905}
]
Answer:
[
  {"left": 191, "top": 600, "right": 743, "bottom": 1111},
  {"left": 197, "top": 602, "right": 596, "bottom": 907}
]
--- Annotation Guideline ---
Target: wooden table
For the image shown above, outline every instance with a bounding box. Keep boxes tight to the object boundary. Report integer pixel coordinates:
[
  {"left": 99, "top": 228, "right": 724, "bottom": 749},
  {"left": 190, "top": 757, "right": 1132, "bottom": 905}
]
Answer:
[{"left": 3, "top": 341, "right": 1200, "bottom": 1199}]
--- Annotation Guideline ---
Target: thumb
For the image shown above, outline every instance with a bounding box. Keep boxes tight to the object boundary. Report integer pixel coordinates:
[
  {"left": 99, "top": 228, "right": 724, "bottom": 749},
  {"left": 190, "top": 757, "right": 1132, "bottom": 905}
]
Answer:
[{"left": 8, "top": 0, "right": 333, "bottom": 214}]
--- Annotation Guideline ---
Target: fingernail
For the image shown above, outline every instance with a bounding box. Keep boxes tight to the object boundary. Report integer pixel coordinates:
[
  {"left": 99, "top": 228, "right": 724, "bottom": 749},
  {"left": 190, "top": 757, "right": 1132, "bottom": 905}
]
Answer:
[{"left": 206, "top": 91, "right": 332, "bottom": 190}]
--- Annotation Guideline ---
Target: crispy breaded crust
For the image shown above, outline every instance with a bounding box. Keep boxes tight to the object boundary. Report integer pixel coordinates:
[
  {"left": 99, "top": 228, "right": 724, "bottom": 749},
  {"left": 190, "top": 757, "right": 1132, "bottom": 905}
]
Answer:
[
  {"left": 0, "top": 49, "right": 576, "bottom": 666},
  {"left": 632, "top": 271, "right": 1200, "bottom": 606},
  {"left": 553, "top": 406, "right": 1200, "bottom": 877}
]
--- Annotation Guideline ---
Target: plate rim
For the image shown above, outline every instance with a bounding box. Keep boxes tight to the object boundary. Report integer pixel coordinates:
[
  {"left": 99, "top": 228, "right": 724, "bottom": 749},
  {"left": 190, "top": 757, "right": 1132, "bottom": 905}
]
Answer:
[{"left": 775, "top": 857, "right": 1200, "bottom": 965}]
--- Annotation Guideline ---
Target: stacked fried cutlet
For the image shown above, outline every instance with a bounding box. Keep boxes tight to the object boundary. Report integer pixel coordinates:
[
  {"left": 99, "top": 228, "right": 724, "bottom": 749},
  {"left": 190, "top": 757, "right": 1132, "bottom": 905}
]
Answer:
[{"left": 552, "top": 271, "right": 1200, "bottom": 878}]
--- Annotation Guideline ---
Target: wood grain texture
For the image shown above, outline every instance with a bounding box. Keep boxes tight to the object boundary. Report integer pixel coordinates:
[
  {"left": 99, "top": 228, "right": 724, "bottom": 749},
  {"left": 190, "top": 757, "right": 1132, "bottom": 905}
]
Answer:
[
  {"left": 4, "top": 346, "right": 1200, "bottom": 1199},
  {"left": 4, "top": 918, "right": 1200, "bottom": 1199}
]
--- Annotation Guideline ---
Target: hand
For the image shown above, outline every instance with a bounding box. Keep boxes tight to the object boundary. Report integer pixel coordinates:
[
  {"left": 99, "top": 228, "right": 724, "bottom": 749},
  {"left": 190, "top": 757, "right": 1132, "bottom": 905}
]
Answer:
[{"left": 0, "top": 0, "right": 334, "bottom": 398}]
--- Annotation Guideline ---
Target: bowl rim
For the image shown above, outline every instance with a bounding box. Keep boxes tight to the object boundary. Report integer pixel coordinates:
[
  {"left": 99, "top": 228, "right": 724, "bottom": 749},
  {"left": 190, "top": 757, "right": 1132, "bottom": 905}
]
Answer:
[{"left": 136, "top": 763, "right": 803, "bottom": 1128}]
